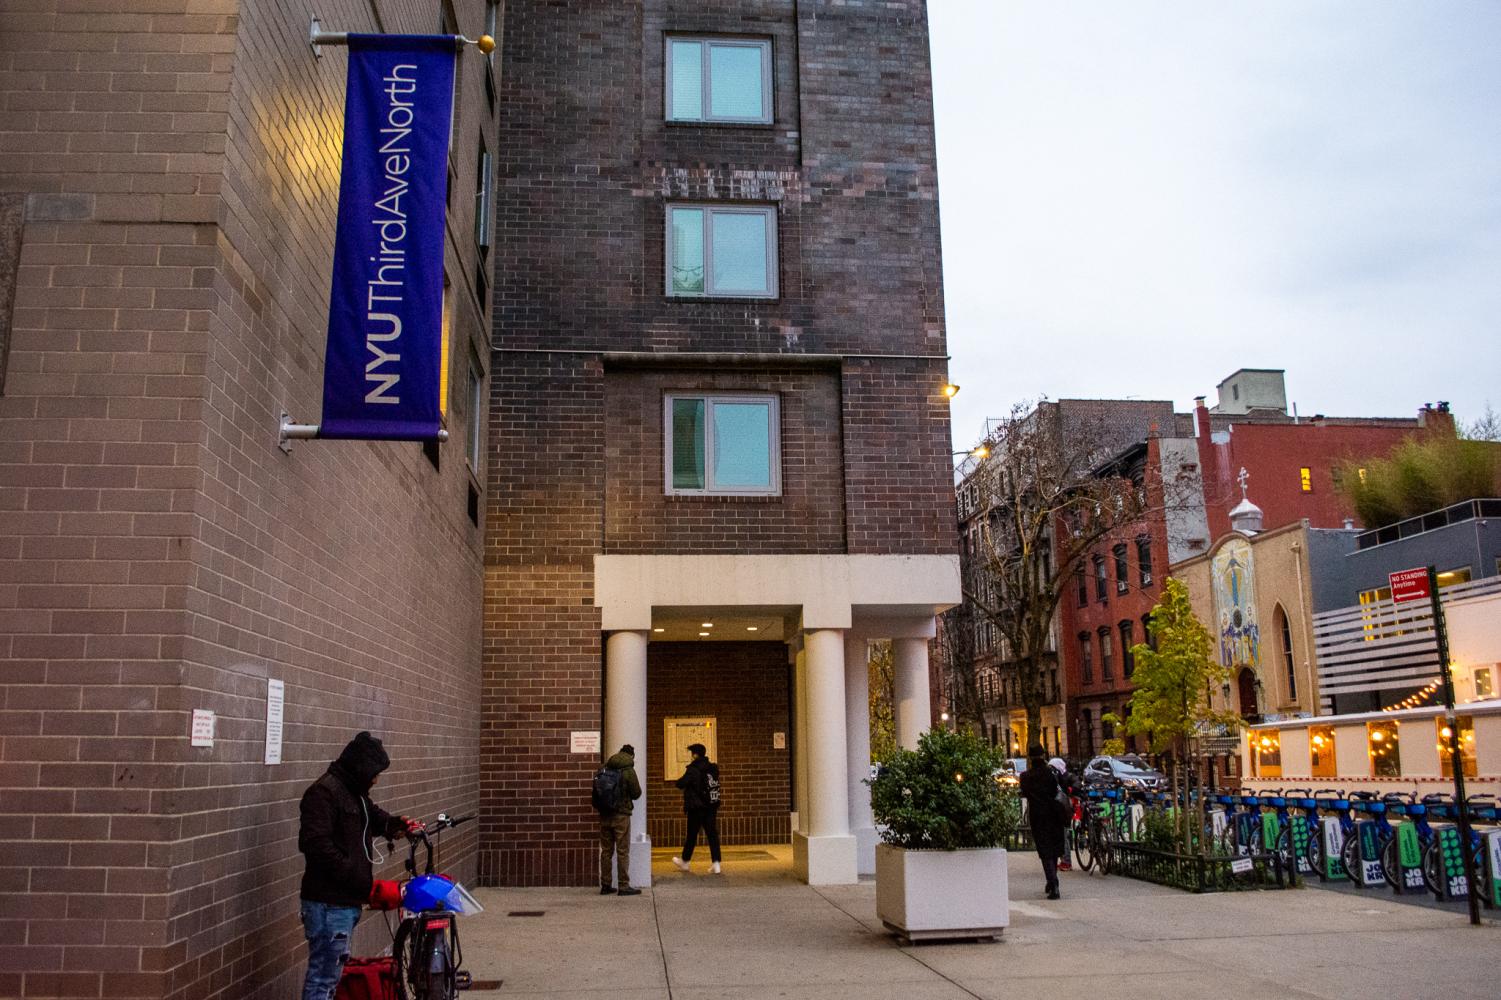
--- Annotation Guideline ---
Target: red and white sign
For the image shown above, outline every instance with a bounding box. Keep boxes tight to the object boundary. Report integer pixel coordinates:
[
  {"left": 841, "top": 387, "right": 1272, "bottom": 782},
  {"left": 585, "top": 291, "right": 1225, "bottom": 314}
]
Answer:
[{"left": 1389, "top": 567, "right": 1432, "bottom": 604}]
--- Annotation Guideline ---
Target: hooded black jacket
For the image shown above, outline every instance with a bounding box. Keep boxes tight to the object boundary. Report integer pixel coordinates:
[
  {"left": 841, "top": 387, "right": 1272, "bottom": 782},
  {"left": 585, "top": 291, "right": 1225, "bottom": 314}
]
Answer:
[
  {"left": 675, "top": 756, "right": 720, "bottom": 812},
  {"left": 298, "top": 732, "right": 407, "bottom": 906}
]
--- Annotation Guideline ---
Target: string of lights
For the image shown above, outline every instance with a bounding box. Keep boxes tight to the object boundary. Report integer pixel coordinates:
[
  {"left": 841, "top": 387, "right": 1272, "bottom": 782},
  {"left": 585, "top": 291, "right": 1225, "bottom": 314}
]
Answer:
[{"left": 1381, "top": 679, "right": 1439, "bottom": 713}]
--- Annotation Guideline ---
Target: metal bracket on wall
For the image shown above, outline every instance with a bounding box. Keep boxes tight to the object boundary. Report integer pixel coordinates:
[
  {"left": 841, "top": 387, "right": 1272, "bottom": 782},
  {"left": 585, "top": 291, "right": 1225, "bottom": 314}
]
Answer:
[{"left": 279, "top": 412, "right": 319, "bottom": 454}]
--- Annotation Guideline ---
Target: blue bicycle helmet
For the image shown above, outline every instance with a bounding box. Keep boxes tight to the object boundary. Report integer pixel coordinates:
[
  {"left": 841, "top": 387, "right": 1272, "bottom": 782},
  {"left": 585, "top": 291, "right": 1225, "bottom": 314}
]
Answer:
[{"left": 403, "top": 874, "right": 456, "bottom": 913}]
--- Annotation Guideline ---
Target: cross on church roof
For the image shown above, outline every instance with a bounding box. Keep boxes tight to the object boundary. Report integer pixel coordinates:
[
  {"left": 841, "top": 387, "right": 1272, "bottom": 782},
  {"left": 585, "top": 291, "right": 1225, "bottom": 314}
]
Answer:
[{"left": 1237, "top": 466, "right": 1250, "bottom": 499}]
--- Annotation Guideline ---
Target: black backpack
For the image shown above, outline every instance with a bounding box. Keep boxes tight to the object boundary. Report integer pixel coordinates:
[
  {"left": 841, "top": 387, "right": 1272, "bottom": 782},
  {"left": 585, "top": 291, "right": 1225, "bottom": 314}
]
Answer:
[
  {"left": 592, "top": 765, "right": 625, "bottom": 813},
  {"left": 705, "top": 768, "right": 720, "bottom": 808}
]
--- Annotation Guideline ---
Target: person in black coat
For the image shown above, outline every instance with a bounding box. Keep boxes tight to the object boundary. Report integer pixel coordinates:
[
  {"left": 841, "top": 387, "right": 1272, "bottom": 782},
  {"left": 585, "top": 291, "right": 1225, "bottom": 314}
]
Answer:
[
  {"left": 1018, "top": 743, "right": 1067, "bottom": 900},
  {"left": 298, "top": 732, "right": 420, "bottom": 1000},
  {"left": 671, "top": 743, "right": 722, "bottom": 874}
]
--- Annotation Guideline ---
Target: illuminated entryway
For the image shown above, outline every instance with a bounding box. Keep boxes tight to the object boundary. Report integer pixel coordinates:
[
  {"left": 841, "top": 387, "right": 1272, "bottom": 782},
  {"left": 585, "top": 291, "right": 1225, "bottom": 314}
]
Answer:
[{"left": 596, "top": 554, "right": 960, "bottom": 886}]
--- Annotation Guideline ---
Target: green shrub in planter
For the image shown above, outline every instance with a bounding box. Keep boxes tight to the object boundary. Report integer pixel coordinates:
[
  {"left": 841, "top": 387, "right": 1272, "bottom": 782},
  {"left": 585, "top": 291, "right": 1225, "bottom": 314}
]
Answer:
[{"left": 869, "top": 729, "right": 1016, "bottom": 850}]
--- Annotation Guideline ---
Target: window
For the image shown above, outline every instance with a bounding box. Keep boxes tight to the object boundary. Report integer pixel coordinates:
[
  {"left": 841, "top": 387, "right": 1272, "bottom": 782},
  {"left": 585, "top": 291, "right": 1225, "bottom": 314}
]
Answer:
[
  {"left": 1299, "top": 467, "right": 1313, "bottom": 492},
  {"left": 1141, "top": 612, "right": 1155, "bottom": 652},
  {"left": 1251, "top": 730, "right": 1282, "bottom": 778},
  {"left": 1475, "top": 666, "right": 1495, "bottom": 699},
  {"left": 1093, "top": 554, "right": 1107, "bottom": 601},
  {"left": 465, "top": 352, "right": 484, "bottom": 472},
  {"left": 1309, "top": 725, "right": 1336, "bottom": 778},
  {"left": 1437, "top": 716, "right": 1476, "bottom": 779},
  {"left": 1436, "top": 567, "right": 1473, "bottom": 589},
  {"left": 1099, "top": 628, "right": 1113, "bottom": 680},
  {"left": 1079, "top": 632, "right": 1093, "bottom": 683},
  {"left": 1367, "top": 720, "right": 1399, "bottom": 778},
  {"left": 1136, "top": 535, "right": 1153, "bottom": 587},
  {"left": 1119, "top": 620, "right": 1135, "bottom": 678},
  {"left": 1074, "top": 565, "right": 1088, "bottom": 608},
  {"left": 666, "top": 204, "right": 777, "bottom": 298},
  {"left": 1113, "top": 544, "right": 1129, "bottom": 595},
  {"left": 483, "top": 1, "right": 500, "bottom": 106},
  {"left": 1277, "top": 605, "right": 1297, "bottom": 701},
  {"left": 664, "top": 393, "right": 780, "bottom": 495},
  {"left": 473, "top": 138, "right": 493, "bottom": 307},
  {"left": 666, "top": 37, "right": 772, "bottom": 124}
]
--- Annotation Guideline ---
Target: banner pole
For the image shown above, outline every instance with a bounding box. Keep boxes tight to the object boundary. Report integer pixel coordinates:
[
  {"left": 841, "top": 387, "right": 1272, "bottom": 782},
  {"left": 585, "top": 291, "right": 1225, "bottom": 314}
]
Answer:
[{"left": 309, "top": 17, "right": 495, "bottom": 57}]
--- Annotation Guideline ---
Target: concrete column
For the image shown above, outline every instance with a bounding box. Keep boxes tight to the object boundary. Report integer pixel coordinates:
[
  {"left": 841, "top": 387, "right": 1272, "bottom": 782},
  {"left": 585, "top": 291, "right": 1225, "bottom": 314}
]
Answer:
[
  {"left": 793, "top": 628, "right": 857, "bottom": 884},
  {"left": 844, "top": 634, "right": 877, "bottom": 875},
  {"left": 792, "top": 642, "right": 808, "bottom": 835},
  {"left": 604, "top": 630, "right": 651, "bottom": 889},
  {"left": 894, "top": 636, "right": 932, "bottom": 750}
]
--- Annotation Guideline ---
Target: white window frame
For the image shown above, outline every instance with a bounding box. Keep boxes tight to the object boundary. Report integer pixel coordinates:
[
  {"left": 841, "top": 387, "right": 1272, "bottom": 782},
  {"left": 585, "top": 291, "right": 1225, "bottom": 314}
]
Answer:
[
  {"left": 663, "top": 392, "right": 781, "bottom": 497},
  {"left": 665, "top": 203, "right": 778, "bottom": 299},
  {"left": 664, "top": 36, "right": 773, "bottom": 125},
  {"left": 465, "top": 352, "right": 484, "bottom": 472}
]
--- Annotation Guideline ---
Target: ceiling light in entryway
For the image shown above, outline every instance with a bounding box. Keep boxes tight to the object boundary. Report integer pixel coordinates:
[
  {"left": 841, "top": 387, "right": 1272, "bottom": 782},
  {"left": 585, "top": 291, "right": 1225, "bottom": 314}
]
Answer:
[
  {"left": 746, "top": 626, "right": 758, "bottom": 632},
  {"left": 699, "top": 631, "right": 710, "bottom": 637}
]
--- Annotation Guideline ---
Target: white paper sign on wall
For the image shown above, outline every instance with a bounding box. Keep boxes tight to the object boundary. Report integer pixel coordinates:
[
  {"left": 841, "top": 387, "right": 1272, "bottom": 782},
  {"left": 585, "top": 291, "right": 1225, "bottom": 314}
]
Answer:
[
  {"left": 191, "top": 709, "right": 215, "bottom": 748},
  {"left": 772, "top": 732, "right": 786, "bottom": 750},
  {"left": 570, "top": 730, "right": 601, "bottom": 754},
  {"left": 663, "top": 717, "right": 716, "bottom": 779},
  {"left": 264, "top": 679, "right": 285, "bottom": 764}
]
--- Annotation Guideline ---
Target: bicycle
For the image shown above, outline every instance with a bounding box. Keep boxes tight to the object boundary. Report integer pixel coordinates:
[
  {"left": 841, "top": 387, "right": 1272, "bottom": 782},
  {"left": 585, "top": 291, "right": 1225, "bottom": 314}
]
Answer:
[
  {"left": 1279, "top": 788, "right": 1322, "bottom": 878},
  {"left": 390, "top": 811, "right": 481, "bottom": 1000},
  {"left": 1421, "top": 794, "right": 1497, "bottom": 905},
  {"left": 1339, "top": 791, "right": 1390, "bottom": 886},
  {"left": 1311, "top": 788, "right": 1354, "bottom": 881}
]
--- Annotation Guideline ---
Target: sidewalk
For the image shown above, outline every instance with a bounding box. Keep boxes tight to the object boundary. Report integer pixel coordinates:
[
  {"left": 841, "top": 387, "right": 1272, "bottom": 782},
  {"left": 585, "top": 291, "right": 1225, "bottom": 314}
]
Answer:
[{"left": 460, "top": 846, "right": 1498, "bottom": 1000}]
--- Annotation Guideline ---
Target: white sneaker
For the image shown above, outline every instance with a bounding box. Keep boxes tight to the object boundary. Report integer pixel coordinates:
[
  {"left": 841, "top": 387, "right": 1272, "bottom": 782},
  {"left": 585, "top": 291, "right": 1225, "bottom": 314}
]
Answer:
[
  {"left": 710, "top": 862, "right": 721, "bottom": 874},
  {"left": 672, "top": 856, "right": 690, "bottom": 872}
]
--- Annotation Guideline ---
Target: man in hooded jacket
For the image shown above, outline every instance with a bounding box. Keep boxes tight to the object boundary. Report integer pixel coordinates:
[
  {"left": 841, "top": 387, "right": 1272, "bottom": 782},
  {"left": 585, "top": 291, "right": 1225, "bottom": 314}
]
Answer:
[
  {"left": 298, "top": 731, "right": 420, "bottom": 1000},
  {"left": 671, "top": 743, "right": 722, "bottom": 874}
]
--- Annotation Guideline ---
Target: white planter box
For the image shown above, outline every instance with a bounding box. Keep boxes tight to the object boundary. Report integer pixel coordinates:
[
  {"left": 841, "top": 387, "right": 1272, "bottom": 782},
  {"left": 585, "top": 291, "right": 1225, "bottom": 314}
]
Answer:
[{"left": 874, "top": 843, "right": 1009, "bottom": 942}]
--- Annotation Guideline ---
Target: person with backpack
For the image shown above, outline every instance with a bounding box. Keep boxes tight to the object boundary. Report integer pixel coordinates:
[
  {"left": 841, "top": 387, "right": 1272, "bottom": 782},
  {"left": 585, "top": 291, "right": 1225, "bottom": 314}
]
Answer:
[
  {"left": 594, "top": 744, "right": 642, "bottom": 896},
  {"left": 1049, "top": 756, "right": 1079, "bottom": 872},
  {"left": 1019, "top": 743, "right": 1067, "bottom": 900},
  {"left": 670, "top": 743, "right": 722, "bottom": 874}
]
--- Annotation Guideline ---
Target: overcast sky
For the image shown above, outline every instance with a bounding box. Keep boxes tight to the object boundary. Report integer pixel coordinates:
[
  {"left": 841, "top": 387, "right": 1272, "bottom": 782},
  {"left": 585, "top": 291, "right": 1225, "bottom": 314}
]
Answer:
[{"left": 929, "top": 2, "right": 1501, "bottom": 449}]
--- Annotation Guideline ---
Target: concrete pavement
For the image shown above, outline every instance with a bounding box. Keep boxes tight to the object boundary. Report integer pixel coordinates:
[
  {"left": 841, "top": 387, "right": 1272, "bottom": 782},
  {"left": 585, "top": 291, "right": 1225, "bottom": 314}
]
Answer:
[{"left": 458, "top": 846, "right": 1498, "bottom": 999}]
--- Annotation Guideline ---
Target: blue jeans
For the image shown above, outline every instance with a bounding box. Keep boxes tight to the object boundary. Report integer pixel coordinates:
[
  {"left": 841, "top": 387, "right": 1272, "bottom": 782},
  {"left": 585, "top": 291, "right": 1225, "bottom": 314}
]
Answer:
[{"left": 301, "top": 900, "right": 361, "bottom": 1000}]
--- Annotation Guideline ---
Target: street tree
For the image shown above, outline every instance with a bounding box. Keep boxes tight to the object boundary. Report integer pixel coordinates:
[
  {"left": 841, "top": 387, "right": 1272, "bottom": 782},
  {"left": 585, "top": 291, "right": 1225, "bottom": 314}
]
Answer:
[
  {"left": 1105, "top": 577, "right": 1238, "bottom": 852},
  {"left": 868, "top": 640, "right": 896, "bottom": 764},
  {"left": 951, "top": 400, "right": 1196, "bottom": 745}
]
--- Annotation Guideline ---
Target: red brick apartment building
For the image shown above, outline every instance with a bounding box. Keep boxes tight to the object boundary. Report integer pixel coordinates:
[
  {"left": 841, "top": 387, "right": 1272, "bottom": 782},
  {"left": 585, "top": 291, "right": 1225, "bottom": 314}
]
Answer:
[
  {"left": 0, "top": 2, "right": 958, "bottom": 996},
  {"left": 953, "top": 372, "right": 1452, "bottom": 758}
]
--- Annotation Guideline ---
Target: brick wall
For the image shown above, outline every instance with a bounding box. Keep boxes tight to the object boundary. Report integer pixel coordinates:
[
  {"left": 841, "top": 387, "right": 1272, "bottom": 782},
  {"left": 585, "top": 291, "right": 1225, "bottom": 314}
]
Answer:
[
  {"left": 486, "top": 1, "right": 953, "bottom": 881},
  {"left": 480, "top": 354, "right": 604, "bottom": 886},
  {"left": 603, "top": 365, "right": 845, "bottom": 555},
  {"left": 0, "top": 1, "right": 496, "bottom": 996},
  {"left": 646, "top": 642, "right": 791, "bottom": 848}
]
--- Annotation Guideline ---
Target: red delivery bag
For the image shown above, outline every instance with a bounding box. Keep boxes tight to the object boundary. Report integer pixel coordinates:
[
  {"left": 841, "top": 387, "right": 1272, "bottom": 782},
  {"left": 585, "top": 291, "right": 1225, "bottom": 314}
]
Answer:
[{"left": 335, "top": 956, "right": 398, "bottom": 1000}]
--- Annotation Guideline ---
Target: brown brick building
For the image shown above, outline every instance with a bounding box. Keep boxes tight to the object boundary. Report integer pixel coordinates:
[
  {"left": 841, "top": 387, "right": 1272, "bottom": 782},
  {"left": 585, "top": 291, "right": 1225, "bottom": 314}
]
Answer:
[
  {"left": 0, "top": 0, "right": 958, "bottom": 995},
  {"left": 482, "top": 0, "right": 959, "bottom": 891},
  {"left": 0, "top": 1, "right": 498, "bottom": 997}
]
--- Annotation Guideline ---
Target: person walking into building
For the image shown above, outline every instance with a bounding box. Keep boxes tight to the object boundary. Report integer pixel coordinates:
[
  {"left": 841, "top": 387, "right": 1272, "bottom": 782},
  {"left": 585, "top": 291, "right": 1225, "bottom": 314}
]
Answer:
[
  {"left": 671, "top": 743, "right": 722, "bottom": 874},
  {"left": 1019, "top": 743, "right": 1067, "bottom": 900},
  {"left": 298, "top": 731, "right": 422, "bottom": 1000},
  {"left": 595, "top": 744, "right": 643, "bottom": 896}
]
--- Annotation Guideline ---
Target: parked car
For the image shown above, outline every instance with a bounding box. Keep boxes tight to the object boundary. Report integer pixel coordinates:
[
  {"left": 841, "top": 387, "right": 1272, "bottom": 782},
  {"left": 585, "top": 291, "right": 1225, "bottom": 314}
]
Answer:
[
  {"left": 1082, "top": 755, "right": 1167, "bottom": 791},
  {"left": 992, "top": 757, "right": 1029, "bottom": 788}
]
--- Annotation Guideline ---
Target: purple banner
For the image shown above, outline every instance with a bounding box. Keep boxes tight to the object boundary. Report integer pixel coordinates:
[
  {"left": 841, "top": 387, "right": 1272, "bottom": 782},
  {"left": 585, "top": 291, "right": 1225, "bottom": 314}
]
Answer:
[{"left": 320, "top": 34, "right": 455, "bottom": 441}]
